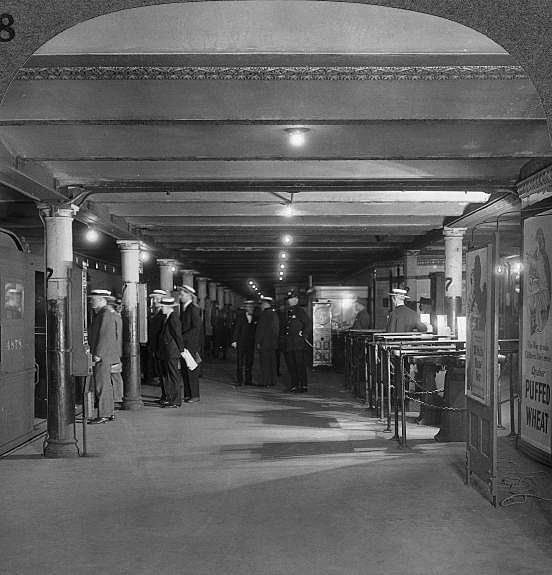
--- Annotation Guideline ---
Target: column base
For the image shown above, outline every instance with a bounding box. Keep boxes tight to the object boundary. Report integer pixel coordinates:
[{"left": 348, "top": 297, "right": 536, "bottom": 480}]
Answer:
[
  {"left": 43, "top": 438, "right": 80, "bottom": 458},
  {"left": 122, "top": 397, "right": 143, "bottom": 411}
]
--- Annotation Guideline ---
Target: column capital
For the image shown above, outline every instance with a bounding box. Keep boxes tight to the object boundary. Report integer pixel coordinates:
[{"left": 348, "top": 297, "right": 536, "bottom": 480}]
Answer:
[
  {"left": 443, "top": 227, "right": 467, "bottom": 238},
  {"left": 116, "top": 239, "right": 141, "bottom": 251},
  {"left": 38, "top": 202, "right": 78, "bottom": 219},
  {"left": 158, "top": 258, "right": 179, "bottom": 268}
]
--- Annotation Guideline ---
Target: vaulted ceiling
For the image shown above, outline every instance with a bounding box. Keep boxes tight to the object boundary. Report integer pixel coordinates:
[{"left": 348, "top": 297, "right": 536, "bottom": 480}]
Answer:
[{"left": 0, "top": 1, "right": 549, "bottom": 293}]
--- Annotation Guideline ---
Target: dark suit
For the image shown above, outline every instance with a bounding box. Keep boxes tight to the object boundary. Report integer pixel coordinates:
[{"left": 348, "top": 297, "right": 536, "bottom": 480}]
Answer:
[
  {"left": 158, "top": 311, "right": 184, "bottom": 406},
  {"left": 89, "top": 305, "right": 119, "bottom": 417},
  {"left": 351, "top": 308, "right": 371, "bottom": 330},
  {"left": 255, "top": 308, "right": 280, "bottom": 387},
  {"left": 233, "top": 311, "right": 257, "bottom": 384},
  {"left": 110, "top": 309, "right": 124, "bottom": 403},
  {"left": 282, "top": 305, "right": 311, "bottom": 391},
  {"left": 386, "top": 304, "right": 428, "bottom": 333},
  {"left": 148, "top": 309, "right": 165, "bottom": 392},
  {"left": 180, "top": 302, "right": 201, "bottom": 399}
]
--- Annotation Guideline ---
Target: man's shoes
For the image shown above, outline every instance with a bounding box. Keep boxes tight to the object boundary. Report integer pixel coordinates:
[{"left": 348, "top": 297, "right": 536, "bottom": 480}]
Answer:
[
  {"left": 158, "top": 400, "right": 170, "bottom": 406},
  {"left": 287, "top": 386, "right": 297, "bottom": 393},
  {"left": 162, "top": 403, "right": 179, "bottom": 408},
  {"left": 185, "top": 397, "right": 200, "bottom": 403},
  {"left": 88, "top": 417, "right": 109, "bottom": 424},
  {"left": 108, "top": 414, "right": 116, "bottom": 420}
]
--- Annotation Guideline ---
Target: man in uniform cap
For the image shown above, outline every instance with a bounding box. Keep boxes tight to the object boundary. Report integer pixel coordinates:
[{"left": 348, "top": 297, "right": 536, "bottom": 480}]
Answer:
[
  {"left": 177, "top": 284, "right": 202, "bottom": 402},
  {"left": 157, "top": 297, "right": 184, "bottom": 407},
  {"left": 282, "top": 290, "right": 312, "bottom": 392},
  {"left": 232, "top": 300, "right": 258, "bottom": 385},
  {"left": 147, "top": 289, "right": 168, "bottom": 400},
  {"left": 386, "top": 288, "right": 428, "bottom": 333},
  {"left": 255, "top": 296, "right": 280, "bottom": 387},
  {"left": 88, "top": 289, "right": 119, "bottom": 423}
]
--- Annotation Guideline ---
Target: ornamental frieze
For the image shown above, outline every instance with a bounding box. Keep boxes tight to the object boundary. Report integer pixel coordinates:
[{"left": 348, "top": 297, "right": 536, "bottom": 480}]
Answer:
[{"left": 15, "top": 65, "right": 527, "bottom": 82}]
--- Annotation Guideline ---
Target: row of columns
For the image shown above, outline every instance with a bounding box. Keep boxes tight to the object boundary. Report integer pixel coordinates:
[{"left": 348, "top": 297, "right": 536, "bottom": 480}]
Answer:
[
  {"left": 42, "top": 205, "right": 466, "bottom": 457},
  {"left": 41, "top": 206, "right": 243, "bottom": 457}
]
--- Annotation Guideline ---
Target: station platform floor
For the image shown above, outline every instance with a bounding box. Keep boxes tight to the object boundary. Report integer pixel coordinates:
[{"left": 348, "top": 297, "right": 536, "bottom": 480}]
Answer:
[{"left": 2, "top": 360, "right": 552, "bottom": 575}]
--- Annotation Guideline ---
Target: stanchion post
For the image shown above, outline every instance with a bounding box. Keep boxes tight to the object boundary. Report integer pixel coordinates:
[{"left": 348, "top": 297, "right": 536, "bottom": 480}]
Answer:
[
  {"left": 508, "top": 352, "right": 516, "bottom": 437},
  {"left": 364, "top": 339, "right": 369, "bottom": 404},
  {"left": 400, "top": 354, "right": 407, "bottom": 447}
]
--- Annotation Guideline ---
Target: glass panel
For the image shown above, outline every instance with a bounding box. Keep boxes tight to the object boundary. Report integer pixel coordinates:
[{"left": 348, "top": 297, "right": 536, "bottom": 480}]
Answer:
[{"left": 5, "top": 282, "right": 24, "bottom": 320}]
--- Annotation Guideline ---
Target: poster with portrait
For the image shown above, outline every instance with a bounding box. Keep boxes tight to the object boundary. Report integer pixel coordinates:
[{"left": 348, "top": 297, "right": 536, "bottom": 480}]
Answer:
[
  {"left": 466, "top": 246, "right": 493, "bottom": 405},
  {"left": 312, "top": 302, "right": 332, "bottom": 366},
  {"left": 521, "top": 216, "right": 552, "bottom": 454}
]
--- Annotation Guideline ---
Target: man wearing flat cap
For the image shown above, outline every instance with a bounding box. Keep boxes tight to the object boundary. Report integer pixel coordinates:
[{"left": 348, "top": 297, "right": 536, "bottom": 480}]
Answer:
[
  {"left": 177, "top": 284, "right": 202, "bottom": 402},
  {"left": 232, "top": 300, "right": 258, "bottom": 385},
  {"left": 88, "top": 289, "right": 119, "bottom": 423},
  {"left": 386, "top": 288, "right": 428, "bottom": 333},
  {"left": 282, "top": 290, "right": 312, "bottom": 392},
  {"left": 255, "top": 296, "right": 280, "bottom": 387}
]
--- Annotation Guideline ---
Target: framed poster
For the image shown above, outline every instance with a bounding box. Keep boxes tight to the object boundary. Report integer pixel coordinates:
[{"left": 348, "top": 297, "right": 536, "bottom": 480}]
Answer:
[
  {"left": 312, "top": 301, "right": 332, "bottom": 366},
  {"left": 466, "top": 246, "right": 494, "bottom": 405},
  {"left": 521, "top": 216, "right": 552, "bottom": 455}
]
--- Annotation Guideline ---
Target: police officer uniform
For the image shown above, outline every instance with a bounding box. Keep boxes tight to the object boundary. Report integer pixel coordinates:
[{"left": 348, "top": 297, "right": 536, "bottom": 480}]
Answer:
[
  {"left": 386, "top": 288, "right": 428, "bottom": 333},
  {"left": 282, "top": 290, "right": 311, "bottom": 392}
]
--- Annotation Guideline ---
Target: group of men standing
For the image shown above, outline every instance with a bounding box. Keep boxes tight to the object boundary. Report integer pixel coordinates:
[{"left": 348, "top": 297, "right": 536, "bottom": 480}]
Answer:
[
  {"left": 147, "top": 285, "right": 202, "bottom": 408},
  {"left": 231, "top": 290, "right": 312, "bottom": 393}
]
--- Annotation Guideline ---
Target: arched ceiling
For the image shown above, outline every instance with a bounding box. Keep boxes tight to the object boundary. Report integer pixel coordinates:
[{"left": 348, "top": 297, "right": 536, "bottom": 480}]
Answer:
[{"left": 0, "top": 1, "right": 548, "bottom": 293}]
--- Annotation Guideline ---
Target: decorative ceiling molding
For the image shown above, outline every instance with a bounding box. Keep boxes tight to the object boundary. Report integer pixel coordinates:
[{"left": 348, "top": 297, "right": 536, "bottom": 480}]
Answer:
[
  {"left": 15, "top": 65, "right": 527, "bottom": 82},
  {"left": 517, "top": 164, "right": 552, "bottom": 208}
]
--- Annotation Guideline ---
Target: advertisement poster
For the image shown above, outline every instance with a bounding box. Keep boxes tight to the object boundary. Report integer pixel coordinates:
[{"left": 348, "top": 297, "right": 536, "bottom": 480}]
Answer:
[
  {"left": 521, "top": 216, "right": 552, "bottom": 454},
  {"left": 466, "top": 246, "right": 492, "bottom": 404},
  {"left": 312, "top": 302, "right": 332, "bottom": 366}
]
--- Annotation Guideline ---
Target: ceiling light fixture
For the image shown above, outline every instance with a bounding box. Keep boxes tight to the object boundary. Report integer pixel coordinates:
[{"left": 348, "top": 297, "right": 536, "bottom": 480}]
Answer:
[
  {"left": 280, "top": 252, "right": 288, "bottom": 259},
  {"left": 85, "top": 227, "right": 99, "bottom": 242},
  {"left": 280, "top": 263, "right": 286, "bottom": 269},
  {"left": 285, "top": 127, "right": 310, "bottom": 147},
  {"left": 282, "top": 234, "right": 293, "bottom": 245},
  {"left": 140, "top": 251, "right": 150, "bottom": 262}
]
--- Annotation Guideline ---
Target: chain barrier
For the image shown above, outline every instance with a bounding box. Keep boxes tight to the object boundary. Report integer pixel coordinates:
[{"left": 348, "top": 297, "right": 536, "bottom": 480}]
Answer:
[{"left": 405, "top": 392, "right": 467, "bottom": 412}]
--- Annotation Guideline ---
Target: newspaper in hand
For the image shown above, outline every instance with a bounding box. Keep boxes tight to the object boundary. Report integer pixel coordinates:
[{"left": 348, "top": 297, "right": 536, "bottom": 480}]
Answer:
[{"left": 180, "top": 348, "right": 198, "bottom": 371}]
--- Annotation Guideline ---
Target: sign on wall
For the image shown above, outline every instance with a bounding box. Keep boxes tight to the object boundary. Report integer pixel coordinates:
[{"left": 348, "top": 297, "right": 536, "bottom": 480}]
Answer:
[
  {"left": 521, "top": 216, "right": 552, "bottom": 455},
  {"left": 466, "top": 246, "right": 493, "bottom": 405},
  {"left": 312, "top": 301, "right": 332, "bottom": 366}
]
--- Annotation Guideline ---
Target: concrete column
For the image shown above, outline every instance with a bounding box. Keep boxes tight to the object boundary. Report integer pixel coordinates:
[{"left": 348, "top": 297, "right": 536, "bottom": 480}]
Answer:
[
  {"left": 196, "top": 277, "right": 208, "bottom": 310},
  {"left": 217, "top": 284, "right": 225, "bottom": 308},
  {"left": 208, "top": 281, "right": 217, "bottom": 302},
  {"left": 180, "top": 269, "right": 195, "bottom": 290},
  {"left": 444, "top": 227, "right": 467, "bottom": 335},
  {"left": 117, "top": 240, "right": 143, "bottom": 411},
  {"left": 404, "top": 250, "right": 420, "bottom": 304},
  {"left": 158, "top": 259, "right": 177, "bottom": 294},
  {"left": 40, "top": 204, "right": 79, "bottom": 458}
]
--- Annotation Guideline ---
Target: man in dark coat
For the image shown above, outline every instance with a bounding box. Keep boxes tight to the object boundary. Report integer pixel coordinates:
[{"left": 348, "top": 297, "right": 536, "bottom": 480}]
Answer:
[
  {"left": 351, "top": 299, "right": 371, "bottom": 330},
  {"left": 157, "top": 297, "right": 184, "bottom": 407},
  {"left": 107, "top": 295, "right": 124, "bottom": 409},
  {"left": 232, "top": 300, "right": 257, "bottom": 385},
  {"left": 177, "top": 284, "right": 202, "bottom": 402},
  {"left": 255, "top": 296, "right": 280, "bottom": 387},
  {"left": 282, "top": 290, "right": 312, "bottom": 393},
  {"left": 386, "top": 288, "right": 428, "bottom": 333},
  {"left": 88, "top": 289, "right": 119, "bottom": 423},
  {"left": 147, "top": 289, "right": 168, "bottom": 401}
]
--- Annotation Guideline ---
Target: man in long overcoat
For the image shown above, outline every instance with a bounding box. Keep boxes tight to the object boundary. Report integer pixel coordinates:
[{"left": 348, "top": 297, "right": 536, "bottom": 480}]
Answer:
[
  {"left": 157, "top": 297, "right": 184, "bottom": 407},
  {"left": 232, "top": 300, "right": 257, "bottom": 385},
  {"left": 88, "top": 289, "right": 119, "bottom": 423},
  {"left": 255, "top": 296, "right": 280, "bottom": 387},
  {"left": 177, "top": 284, "right": 202, "bottom": 402}
]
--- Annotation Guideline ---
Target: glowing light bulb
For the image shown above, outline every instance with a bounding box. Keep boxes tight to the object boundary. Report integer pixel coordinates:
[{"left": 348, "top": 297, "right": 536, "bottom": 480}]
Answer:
[
  {"left": 282, "top": 234, "right": 293, "bottom": 245},
  {"left": 85, "top": 228, "right": 99, "bottom": 242},
  {"left": 140, "top": 251, "right": 150, "bottom": 262},
  {"left": 280, "top": 252, "right": 288, "bottom": 259}
]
